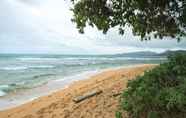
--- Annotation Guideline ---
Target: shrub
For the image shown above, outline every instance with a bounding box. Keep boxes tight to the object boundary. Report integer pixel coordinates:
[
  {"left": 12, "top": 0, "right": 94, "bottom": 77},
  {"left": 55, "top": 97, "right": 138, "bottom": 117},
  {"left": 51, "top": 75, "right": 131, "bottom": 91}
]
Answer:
[
  {"left": 115, "top": 111, "right": 122, "bottom": 118},
  {"left": 121, "top": 53, "right": 186, "bottom": 118}
]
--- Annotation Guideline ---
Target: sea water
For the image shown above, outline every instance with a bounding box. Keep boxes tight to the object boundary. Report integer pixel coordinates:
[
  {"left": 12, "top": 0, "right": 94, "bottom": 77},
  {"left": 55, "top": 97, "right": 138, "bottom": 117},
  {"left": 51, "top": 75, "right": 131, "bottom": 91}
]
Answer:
[{"left": 0, "top": 54, "right": 166, "bottom": 110}]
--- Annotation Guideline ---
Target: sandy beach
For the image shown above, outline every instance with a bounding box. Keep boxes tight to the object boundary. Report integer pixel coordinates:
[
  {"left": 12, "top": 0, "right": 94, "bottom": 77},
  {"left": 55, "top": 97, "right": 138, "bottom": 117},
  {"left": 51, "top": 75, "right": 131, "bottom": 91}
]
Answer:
[{"left": 0, "top": 64, "right": 156, "bottom": 118}]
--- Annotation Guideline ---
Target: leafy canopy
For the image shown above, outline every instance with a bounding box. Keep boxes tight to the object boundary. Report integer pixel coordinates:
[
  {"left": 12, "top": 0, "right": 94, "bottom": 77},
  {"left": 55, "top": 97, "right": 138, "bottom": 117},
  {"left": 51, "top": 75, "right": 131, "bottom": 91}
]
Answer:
[
  {"left": 71, "top": 0, "right": 186, "bottom": 40},
  {"left": 121, "top": 53, "right": 186, "bottom": 118}
]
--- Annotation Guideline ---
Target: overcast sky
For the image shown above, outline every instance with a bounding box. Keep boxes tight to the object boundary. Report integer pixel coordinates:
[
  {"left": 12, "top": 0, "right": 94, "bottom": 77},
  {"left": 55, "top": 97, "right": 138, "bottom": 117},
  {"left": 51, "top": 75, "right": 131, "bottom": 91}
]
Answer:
[{"left": 0, "top": 0, "right": 186, "bottom": 54}]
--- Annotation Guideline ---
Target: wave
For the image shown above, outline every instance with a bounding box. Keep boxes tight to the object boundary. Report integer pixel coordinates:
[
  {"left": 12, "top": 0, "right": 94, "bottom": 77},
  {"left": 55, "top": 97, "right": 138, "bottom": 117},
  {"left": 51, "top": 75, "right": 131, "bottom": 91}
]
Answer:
[
  {"left": 16, "top": 57, "right": 60, "bottom": 61},
  {"left": 119, "top": 57, "right": 167, "bottom": 60},
  {"left": 0, "top": 85, "right": 9, "bottom": 89},
  {"left": 63, "top": 57, "right": 166, "bottom": 61},
  {"left": 0, "top": 67, "right": 28, "bottom": 71},
  {"left": 0, "top": 65, "right": 55, "bottom": 71},
  {"left": 15, "top": 56, "right": 166, "bottom": 61},
  {"left": 0, "top": 85, "right": 9, "bottom": 97},
  {"left": 62, "top": 58, "right": 166, "bottom": 66},
  {"left": 0, "top": 90, "right": 6, "bottom": 97},
  {"left": 29, "top": 65, "right": 54, "bottom": 69},
  {"left": 0, "top": 79, "right": 50, "bottom": 97},
  {"left": 32, "top": 74, "right": 56, "bottom": 79}
]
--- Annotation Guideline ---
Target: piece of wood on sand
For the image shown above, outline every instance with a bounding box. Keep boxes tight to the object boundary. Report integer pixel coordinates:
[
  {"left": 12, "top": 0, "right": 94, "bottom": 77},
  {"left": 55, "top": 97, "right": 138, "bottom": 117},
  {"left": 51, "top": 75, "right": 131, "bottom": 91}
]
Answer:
[{"left": 73, "top": 90, "right": 102, "bottom": 103}]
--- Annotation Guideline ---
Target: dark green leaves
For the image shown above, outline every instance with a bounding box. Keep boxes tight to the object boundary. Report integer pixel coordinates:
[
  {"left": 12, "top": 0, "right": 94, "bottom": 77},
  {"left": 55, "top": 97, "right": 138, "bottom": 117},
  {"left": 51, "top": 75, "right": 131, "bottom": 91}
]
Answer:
[
  {"left": 121, "top": 53, "right": 186, "bottom": 118},
  {"left": 71, "top": 0, "right": 186, "bottom": 40}
]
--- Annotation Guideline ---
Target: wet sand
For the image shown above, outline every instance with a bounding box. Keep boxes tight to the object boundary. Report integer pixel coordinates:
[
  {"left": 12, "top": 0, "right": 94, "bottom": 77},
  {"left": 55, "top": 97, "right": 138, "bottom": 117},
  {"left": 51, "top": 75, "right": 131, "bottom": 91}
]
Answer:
[{"left": 0, "top": 64, "right": 156, "bottom": 118}]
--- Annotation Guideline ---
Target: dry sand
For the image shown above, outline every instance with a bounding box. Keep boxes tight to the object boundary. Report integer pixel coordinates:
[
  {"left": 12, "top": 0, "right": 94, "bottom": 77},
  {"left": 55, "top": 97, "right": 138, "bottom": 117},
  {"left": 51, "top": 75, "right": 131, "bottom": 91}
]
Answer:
[{"left": 0, "top": 64, "right": 156, "bottom": 118}]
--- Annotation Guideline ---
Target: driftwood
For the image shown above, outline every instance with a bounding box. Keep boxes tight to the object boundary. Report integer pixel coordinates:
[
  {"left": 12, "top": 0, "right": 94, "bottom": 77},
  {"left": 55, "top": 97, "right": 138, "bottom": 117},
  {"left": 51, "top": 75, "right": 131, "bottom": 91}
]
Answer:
[
  {"left": 112, "top": 92, "right": 122, "bottom": 97},
  {"left": 73, "top": 90, "right": 102, "bottom": 103}
]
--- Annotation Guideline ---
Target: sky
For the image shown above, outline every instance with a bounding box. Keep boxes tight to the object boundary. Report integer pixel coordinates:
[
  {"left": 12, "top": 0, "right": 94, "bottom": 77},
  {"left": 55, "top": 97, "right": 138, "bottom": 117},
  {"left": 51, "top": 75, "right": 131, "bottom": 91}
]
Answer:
[{"left": 0, "top": 0, "right": 186, "bottom": 54}]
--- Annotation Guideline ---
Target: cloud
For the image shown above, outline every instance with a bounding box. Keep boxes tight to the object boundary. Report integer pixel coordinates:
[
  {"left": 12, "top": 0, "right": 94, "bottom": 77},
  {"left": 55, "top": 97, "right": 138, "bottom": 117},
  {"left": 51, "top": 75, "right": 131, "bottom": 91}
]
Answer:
[
  {"left": 16, "top": 0, "right": 44, "bottom": 6},
  {"left": 0, "top": 0, "right": 186, "bottom": 54}
]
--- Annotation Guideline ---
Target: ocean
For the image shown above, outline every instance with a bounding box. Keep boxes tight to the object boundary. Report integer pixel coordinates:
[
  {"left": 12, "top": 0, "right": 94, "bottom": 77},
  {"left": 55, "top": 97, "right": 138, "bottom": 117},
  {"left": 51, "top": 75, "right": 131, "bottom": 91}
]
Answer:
[{"left": 0, "top": 54, "right": 166, "bottom": 110}]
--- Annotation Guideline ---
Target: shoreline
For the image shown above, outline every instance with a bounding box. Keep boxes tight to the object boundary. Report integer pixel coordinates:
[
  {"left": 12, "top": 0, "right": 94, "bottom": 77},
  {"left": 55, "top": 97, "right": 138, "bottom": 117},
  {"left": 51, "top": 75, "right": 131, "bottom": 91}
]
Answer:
[
  {"left": 0, "top": 70, "right": 100, "bottom": 111},
  {"left": 0, "top": 64, "right": 152, "bottom": 111},
  {"left": 0, "top": 64, "right": 157, "bottom": 118}
]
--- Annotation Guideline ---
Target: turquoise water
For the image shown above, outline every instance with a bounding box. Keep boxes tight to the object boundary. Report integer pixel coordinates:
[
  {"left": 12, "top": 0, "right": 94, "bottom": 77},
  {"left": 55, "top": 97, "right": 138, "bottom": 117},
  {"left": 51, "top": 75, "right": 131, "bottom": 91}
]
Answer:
[{"left": 0, "top": 54, "right": 166, "bottom": 97}]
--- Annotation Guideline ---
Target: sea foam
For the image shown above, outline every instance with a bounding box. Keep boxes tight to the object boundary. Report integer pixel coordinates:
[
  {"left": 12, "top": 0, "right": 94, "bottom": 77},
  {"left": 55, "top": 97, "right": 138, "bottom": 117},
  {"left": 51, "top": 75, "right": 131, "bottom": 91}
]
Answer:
[
  {"left": 1, "top": 67, "right": 28, "bottom": 71},
  {"left": 0, "top": 90, "right": 6, "bottom": 97},
  {"left": 0, "top": 65, "right": 54, "bottom": 71},
  {"left": 0, "top": 85, "right": 9, "bottom": 97}
]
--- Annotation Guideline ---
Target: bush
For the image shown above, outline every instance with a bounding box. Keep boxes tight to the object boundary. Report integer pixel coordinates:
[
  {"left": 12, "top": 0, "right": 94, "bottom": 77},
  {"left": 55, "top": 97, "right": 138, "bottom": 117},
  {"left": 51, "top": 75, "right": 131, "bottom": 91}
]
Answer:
[{"left": 121, "top": 53, "right": 186, "bottom": 118}]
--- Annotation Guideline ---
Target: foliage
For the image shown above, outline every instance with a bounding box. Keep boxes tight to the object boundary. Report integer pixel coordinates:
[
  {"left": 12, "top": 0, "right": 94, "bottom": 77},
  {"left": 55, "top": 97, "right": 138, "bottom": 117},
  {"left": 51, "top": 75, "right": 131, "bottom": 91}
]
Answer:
[
  {"left": 115, "top": 111, "right": 122, "bottom": 118},
  {"left": 71, "top": 0, "right": 186, "bottom": 40},
  {"left": 121, "top": 53, "right": 186, "bottom": 118}
]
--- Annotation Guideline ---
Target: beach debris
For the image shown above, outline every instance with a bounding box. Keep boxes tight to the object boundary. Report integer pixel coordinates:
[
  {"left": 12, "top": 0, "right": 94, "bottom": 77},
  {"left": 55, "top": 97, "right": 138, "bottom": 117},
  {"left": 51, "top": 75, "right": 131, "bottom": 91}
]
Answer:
[
  {"left": 73, "top": 90, "right": 102, "bottom": 103},
  {"left": 112, "top": 92, "right": 122, "bottom": 97}
]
